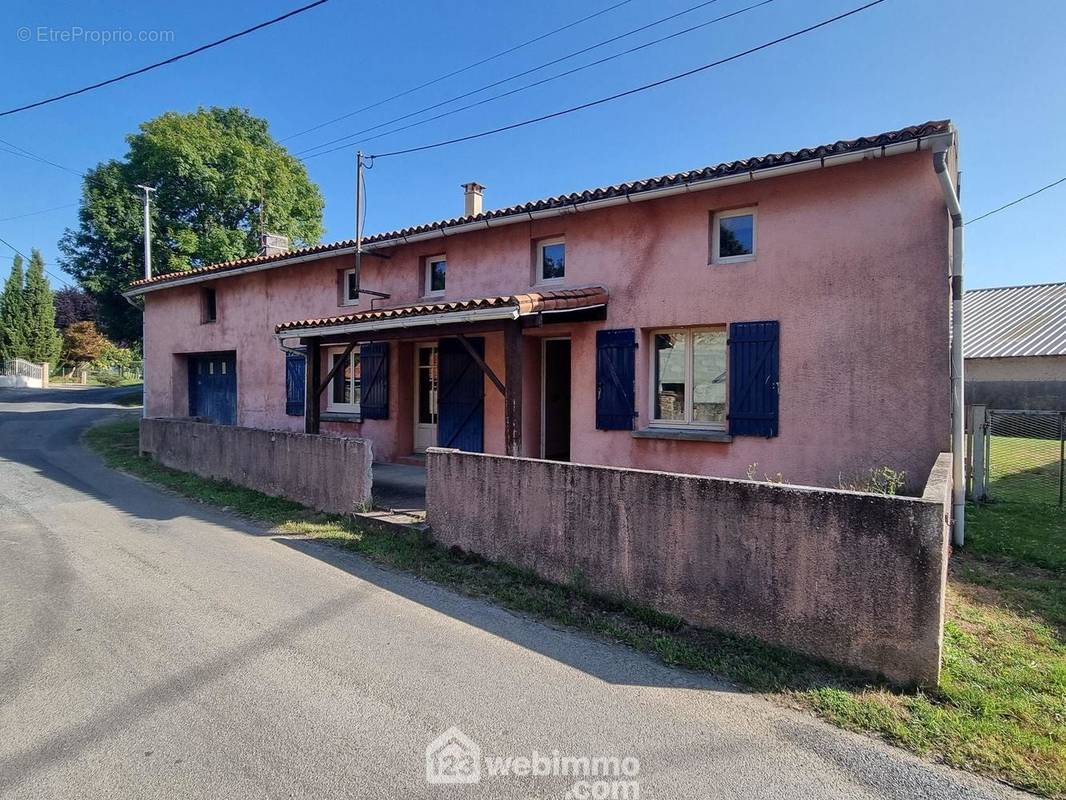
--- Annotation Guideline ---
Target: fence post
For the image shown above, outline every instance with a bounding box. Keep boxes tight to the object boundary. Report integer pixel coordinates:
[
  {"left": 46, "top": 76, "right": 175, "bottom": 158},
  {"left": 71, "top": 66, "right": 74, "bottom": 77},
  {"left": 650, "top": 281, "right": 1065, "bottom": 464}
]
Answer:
[
  {"left": 1059, "top": 412, "right": 1064, "bottom": 508},
  {"left": 41, "top": 362, "right": 48, "bottom": 388},
  {"left": 970, "top": 404, "right": 987, "bottom": 501}
]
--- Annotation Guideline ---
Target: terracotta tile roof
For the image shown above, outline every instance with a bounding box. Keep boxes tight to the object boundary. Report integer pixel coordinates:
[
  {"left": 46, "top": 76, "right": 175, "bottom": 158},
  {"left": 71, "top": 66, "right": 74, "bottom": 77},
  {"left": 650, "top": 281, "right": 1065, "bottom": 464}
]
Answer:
[
  {"left": 129, "top": 120, "right": 952, "bottom": 293},
  {"left": 275, "top": 286, "right": 608, "bottom": 334}
]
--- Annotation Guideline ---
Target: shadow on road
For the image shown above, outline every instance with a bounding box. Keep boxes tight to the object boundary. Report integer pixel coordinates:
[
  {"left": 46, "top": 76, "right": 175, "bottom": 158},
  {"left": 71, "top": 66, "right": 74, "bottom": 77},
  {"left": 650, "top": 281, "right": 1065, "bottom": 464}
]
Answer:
[{"left": 0, "top": 386, "right": 726, "bottom": 696}]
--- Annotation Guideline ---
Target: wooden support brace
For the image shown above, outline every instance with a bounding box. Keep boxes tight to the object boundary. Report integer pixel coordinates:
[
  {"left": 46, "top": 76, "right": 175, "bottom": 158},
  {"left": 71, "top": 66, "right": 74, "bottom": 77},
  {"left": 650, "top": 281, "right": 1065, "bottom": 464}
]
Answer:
[
  {"left": 457, "top": 334, "right": 506, "bottom": 397},
  {"left": 318, "top": 340, "right": 358, "bottom": 397}
]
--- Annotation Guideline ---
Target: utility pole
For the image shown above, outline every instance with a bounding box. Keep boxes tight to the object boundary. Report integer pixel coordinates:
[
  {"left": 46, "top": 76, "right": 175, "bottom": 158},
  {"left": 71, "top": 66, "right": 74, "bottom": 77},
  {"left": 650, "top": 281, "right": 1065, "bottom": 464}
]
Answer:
[
  {"left": 353, "top": 151, "right": 364, "bottom": 299},
  {"left": 136, "top": 184, "right": 155, "bottom": 418},
  {"left": 136, "top": 185, "right": 155, "bottom": 279}
]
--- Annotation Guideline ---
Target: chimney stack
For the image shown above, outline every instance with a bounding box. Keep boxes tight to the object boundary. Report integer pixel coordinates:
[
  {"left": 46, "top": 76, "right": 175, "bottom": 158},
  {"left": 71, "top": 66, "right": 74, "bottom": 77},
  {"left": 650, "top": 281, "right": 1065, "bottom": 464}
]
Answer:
[
  {"left": 462, "top": 182, "right": 485, "bottom": 217},
  {"left": 260, "top": 232, "right": 290, "bottom": 256}
]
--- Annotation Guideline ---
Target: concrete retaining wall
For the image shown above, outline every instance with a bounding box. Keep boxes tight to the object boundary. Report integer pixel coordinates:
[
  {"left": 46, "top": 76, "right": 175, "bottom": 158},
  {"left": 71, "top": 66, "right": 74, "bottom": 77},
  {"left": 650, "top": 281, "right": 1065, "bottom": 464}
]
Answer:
[
  {"left": 426, "top": 449, "right": 952, "bottom": 686},
  {"left": 140, "top": 418, "right": 372, "bottom": 514}
]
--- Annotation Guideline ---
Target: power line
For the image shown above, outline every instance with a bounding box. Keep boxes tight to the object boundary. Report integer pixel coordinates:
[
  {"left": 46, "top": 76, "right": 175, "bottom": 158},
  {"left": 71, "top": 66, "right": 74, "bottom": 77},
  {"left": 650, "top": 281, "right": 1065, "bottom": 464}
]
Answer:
[
  {"left": 966, "top": 176, "right": 1066, "bottom": 225},
  {"left": 296, "top": 0, "right": 751, "bottom": 158},
  {"left": 300, "top": 0, "right": 775, "bottom": 160},
  {"left": 282, "top": 0, "right": 634, "bottom": 142},
  {"left": 370, "top": 0, "right": 889, "bottom": 159},
  {"left": 0, "top": 203, "right": 78, "bottom": 223},
  {"left": 0, "top": 237, "right": 72, "bottom": 287},
  {"left": 0, "top": 0, "right": 332, "bottom": 118}
]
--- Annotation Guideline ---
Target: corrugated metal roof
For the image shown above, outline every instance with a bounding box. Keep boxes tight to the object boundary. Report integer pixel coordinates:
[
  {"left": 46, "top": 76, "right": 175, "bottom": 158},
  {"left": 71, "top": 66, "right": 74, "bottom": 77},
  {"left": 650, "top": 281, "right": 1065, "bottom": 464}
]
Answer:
[
  {"left": 275, "top": 286, "right": 609, "bottom": 335},
  {"left": 964, "top": 282, "right": 1066, "bottom": 358},
  {"left": 128, "top": 120, "right": 952, "bottom": 293}
]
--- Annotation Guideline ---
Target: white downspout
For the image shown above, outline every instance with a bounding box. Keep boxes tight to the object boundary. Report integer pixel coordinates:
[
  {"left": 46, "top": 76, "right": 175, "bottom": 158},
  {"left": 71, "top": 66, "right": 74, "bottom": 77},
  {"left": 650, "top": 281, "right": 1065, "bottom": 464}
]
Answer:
[{"left": 933, "top": 144, "right": 965, "bottom": 547}]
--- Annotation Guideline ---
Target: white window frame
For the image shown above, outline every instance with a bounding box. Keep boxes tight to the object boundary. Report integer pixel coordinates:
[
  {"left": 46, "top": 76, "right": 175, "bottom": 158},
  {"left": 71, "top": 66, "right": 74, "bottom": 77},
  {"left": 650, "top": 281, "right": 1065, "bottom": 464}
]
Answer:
[
  {"left": 325, "top": 346, "right": 361, "bottom": 414},
  {"left": 424, "top": 254, "right": 447, "bottom": 297},
  {"left": 341, "top": 268, "right": 360, "bottom": 307},
  {"left": 648, "top": 327, "right": 727, "bottom": 430},
  {"left": 536, "top": 237, "right": 566, "bottom": 284},
  {"left": 711, "top": 206, "right": 757, "bottom": 265}
]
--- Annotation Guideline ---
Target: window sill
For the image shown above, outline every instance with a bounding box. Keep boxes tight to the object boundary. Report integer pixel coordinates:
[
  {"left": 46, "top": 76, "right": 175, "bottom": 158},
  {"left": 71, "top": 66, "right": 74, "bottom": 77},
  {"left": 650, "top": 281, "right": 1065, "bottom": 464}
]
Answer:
[
  {"left": 708, "top": 257, "right": 755, "bottom": 267},
  {"left": 321, "top": 411, "right": 362, "bottom": 423},
  {"left": 632, "top": 428, "right": 732, "bottom": 443}
]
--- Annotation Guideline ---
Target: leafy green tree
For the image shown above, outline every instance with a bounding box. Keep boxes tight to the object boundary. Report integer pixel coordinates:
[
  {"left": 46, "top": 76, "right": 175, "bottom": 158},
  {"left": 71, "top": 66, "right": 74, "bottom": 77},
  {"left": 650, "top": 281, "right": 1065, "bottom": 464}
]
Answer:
[
  {"left": 60, "top": 106, "right": 325, "bottom": 342},
  {"left": 0, "top": 255, "right": 30, "bottom": 362},
  {"left": 23, "top": 249, "right": 62, "bottom": 365}
]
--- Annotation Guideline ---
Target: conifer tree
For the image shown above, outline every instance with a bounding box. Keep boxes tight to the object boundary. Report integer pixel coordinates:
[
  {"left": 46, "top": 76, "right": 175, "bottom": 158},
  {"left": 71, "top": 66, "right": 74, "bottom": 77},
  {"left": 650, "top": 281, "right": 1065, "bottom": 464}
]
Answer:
[
  {"left": 23, "top": 249, "right": 62, "bottom": 365},
  {"left": 0, "top": 255, "right": 30, "bottom": 362}
]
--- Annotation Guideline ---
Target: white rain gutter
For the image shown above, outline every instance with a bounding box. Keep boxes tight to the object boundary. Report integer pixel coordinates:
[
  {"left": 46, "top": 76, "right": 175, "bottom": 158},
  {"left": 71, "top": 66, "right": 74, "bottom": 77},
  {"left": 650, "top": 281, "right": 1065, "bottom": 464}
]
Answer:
[
  {"left": 127, "top": 132, "right": 955, "bottom": 298},
  {"left": 933, "top": 136, "right": 965, "bottom": 548}
]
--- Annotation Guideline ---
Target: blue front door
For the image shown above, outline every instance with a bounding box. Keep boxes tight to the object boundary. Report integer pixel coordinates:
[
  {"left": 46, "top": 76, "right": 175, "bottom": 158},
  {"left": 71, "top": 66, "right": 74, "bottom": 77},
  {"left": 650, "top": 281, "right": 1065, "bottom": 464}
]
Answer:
[
  {"left": 437, "top": 337, "right": 484, "bottom": 452},
  {"left": 188, "top": 352, "right": 237, "bottom": 425}
]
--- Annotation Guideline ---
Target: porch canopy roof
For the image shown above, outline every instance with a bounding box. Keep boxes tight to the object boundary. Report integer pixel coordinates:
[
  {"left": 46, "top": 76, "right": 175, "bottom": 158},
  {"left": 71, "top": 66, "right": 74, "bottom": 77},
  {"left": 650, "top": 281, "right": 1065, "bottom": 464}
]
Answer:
[{"left": 275, "top": 285, "right": 608, "bottom": 341}]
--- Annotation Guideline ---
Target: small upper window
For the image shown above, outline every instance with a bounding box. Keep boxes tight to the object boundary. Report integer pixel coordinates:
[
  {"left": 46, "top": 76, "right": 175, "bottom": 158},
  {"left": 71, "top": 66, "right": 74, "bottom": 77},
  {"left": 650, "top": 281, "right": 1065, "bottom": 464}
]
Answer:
[
  {"left": 538, "top": 238, "right": 566, "bottom": 282},
  {"left": 425, "top": 255, "right": 446, "bottom": 296},
  {"left": 201, "top": 287, "right": 217, "bottom": 323},
  {"left": 341, "top": 268, "right": 360, "bottom": 306},
  {"left": 711, "top": 208, "right": 756, "bottom": 264}
]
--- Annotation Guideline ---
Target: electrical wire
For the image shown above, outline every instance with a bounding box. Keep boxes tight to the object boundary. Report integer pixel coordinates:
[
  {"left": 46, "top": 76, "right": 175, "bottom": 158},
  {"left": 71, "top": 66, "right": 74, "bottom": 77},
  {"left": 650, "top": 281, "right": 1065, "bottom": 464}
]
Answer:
[
  {"left": 966, "top": 176, "right": 1066, "bottom": 225},
  {"left": 299, "top": 0, "right": 775, "bottom": 160},
  {"left": 369, "top": 0, "right": 889, "bottom": 159},
  {"left": 0, "top": 0, "right": 332, "bottom": 118},
  {"left": 0, "top": 203, "right": 78, "bottom": 223},
  {"left": 282, "top": 0, "right": 634, "bottom": 141},
  {"left": 0, "top": 237, "right": 72, "bottom": 287}
]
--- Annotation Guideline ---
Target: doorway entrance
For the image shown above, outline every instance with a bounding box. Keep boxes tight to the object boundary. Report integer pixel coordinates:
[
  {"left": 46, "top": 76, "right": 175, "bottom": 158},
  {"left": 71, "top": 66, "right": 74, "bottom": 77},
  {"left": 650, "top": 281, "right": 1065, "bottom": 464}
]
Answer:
[
  {"left": 541, "top": 338, "right": 571, "bottom": 460},
  {"left": 414, "top": 342, "right": 438, "bottom": 452}
]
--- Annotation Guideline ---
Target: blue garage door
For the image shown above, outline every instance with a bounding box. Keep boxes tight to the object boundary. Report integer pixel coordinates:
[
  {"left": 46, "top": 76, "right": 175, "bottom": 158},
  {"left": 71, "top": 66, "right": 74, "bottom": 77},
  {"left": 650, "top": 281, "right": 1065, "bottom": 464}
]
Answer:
[
  {"left": 188, "top": 352, "right": 237, "bottom": 425},
  {"left": 437, "top": 337, "right": 484, "bottom": 452}
]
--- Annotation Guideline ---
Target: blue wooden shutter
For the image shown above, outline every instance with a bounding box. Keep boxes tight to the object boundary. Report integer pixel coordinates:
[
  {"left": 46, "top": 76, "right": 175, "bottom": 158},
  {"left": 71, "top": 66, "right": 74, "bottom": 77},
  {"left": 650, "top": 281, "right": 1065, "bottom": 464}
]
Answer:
[
  {"left": 438, "top": 337, "right": 485, "bottom": 451},
  {"left": 285, "top": 352, "right": 305, "bottom": 416},
  {"left": 360, "top": 341, "right": 389, "bottom": 419},
  {"left": 596, "top": 328, "right": 637, "bottom": 430},
  {"left": 728, "top": 321, "right": 779, "bottom": 437}
]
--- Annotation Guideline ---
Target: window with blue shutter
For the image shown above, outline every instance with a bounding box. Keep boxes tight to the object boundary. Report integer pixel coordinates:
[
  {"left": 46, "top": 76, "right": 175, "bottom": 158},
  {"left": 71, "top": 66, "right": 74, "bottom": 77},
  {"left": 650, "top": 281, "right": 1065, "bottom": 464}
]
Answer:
[
  {"left": 596, "top": 328, "right": 637, "bottom": 430},
  {"left": 727, "top": 320, "right": 779, "bottom": 437},
  {"left": 360, "top": 341, "right": 389, "bottom": 419},
  {"left": 285, "top": 352, "right": 305, "bottom": 416}
]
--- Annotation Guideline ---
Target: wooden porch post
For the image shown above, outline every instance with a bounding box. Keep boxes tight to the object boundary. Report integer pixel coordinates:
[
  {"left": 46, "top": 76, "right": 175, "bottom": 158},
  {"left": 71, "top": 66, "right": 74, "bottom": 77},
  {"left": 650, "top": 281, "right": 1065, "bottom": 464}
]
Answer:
[
  {"left": 304, "top": 339, "right": 321, "bottom": 434},
  {"left": 504, "top": 321, "right": 523, "bottom": 457}
]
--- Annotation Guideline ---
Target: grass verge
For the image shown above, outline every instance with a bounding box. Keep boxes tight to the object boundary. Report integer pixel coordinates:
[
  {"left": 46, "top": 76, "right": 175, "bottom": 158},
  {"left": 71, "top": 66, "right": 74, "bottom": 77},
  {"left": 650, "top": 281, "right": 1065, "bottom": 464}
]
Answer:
[{"left": 86, "top": 418, "right": 1066, "bottom": 797}]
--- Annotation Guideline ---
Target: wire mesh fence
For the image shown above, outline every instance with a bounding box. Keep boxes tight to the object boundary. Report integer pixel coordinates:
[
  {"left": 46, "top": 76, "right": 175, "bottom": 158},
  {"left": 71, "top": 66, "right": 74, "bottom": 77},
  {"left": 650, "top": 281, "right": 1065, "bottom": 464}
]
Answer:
[{"left": 980, "top": 409, "right": 1065, "bottom": 507}]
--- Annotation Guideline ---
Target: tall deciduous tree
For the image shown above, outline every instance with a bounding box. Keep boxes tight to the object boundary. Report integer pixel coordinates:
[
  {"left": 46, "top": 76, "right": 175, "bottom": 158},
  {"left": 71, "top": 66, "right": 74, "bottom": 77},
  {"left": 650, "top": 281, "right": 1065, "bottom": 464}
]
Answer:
[
  {"left": 60, "top": 106, "right": 325, "bottom": 343},
  {"left": 54, "top": 286, "right": 98, "bottom": 329},
  {"left": 0, "top": 255, "right": 30, "bottom": 362},
  {"left": 24, "top": 249, "right": 62, "bottom": 366}
]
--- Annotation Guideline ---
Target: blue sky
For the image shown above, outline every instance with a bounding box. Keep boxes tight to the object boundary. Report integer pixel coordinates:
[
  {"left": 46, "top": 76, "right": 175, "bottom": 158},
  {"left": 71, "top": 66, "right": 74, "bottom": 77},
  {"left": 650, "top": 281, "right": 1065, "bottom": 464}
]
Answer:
[{"left": 0, "top": 0, "right": 1063, "bottom": 290}]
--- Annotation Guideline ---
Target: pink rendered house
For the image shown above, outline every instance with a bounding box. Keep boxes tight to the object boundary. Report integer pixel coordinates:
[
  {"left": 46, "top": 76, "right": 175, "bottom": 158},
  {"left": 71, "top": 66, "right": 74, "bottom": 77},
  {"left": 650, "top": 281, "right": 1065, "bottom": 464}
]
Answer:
[{"left": 127, "top": 121, "right": 957, "bottom": 491}]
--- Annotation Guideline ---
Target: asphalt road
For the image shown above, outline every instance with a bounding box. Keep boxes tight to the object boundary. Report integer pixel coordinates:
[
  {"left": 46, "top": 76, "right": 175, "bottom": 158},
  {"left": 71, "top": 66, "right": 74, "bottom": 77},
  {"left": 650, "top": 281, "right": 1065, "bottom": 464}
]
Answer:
[{"left": 0, "top": 386, "right": 1031, "bottom": 799}]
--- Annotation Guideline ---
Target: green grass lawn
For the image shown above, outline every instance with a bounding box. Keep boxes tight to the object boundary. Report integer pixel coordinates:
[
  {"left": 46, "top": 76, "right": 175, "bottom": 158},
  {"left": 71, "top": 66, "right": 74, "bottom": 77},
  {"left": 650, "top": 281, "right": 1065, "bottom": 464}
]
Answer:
[
  {"left": 111, "top": 388, "right": 144, "bottom": 407},
  {"left": 86, "top": 418, "right": 1066, "bottom": 797},
  {"left": 987, "top": 433, "right": 1063, "bottom": 506}
]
